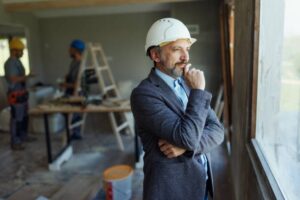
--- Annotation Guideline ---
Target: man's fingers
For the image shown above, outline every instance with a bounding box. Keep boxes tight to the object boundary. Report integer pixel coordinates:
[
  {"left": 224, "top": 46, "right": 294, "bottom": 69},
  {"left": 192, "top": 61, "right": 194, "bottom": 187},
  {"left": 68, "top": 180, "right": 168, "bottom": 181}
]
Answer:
[
  {"left": 166, "top": 152, "right": 176, "bottom": 158},
  {"left": 158, "top": 139, "right": 167, "bottom": 147},
  {"left": 162, "top": 148, "right": 175, "bottom": 158},
  {"left": 184, "top": 63, "right": 191, "bottom": 76},
  {"left": 159, "top": 143, "right": 173, "bottom": 152}
]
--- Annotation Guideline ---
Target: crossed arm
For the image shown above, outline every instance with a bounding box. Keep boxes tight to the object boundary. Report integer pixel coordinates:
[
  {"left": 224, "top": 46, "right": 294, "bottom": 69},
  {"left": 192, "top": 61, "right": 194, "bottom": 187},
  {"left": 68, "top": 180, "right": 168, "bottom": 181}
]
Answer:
[
  {"left": 159, "top": 108, "right": 224, "bottom": 158},
  {"left": 131, "top": 87, "right": 224, "bottom": 158}
]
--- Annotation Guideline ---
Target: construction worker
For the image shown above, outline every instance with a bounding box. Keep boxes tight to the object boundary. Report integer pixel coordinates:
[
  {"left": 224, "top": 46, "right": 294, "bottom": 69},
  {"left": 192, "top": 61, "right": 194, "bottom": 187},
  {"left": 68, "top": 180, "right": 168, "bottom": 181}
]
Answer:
[
  {"left": 61, "top": 39, "right": 85, "bottom": 96},
  {"left": 60, "top": 39, "right": 85, "bottom": 140},
  {"left": 4, "top": 37, "right": 36, "bottom": 150},
  {"left": 131, "top": 18, "right": 224, "bottom": 200}
]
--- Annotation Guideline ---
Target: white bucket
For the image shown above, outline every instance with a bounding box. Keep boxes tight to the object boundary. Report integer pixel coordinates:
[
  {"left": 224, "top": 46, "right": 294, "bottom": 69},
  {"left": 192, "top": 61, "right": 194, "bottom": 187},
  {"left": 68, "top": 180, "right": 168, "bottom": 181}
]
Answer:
[{"left": 103, "top": 165, "right": 133, "bottom": 200}]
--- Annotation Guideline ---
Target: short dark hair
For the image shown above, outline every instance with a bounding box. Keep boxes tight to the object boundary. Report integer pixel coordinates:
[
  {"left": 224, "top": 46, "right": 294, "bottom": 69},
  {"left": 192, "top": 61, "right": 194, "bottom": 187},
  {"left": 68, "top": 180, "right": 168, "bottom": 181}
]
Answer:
[
  {"left": 147, "top": 46, "right": 161, "bottom": 67},
  {"left": 146, "top": 46, "right": 160, "bottom": 57}
]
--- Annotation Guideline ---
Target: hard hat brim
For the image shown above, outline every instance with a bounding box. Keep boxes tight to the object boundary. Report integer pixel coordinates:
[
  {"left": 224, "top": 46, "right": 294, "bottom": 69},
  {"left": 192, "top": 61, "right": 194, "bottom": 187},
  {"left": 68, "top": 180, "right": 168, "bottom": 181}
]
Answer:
[{"left": 146, "top": 37, "right": 197, "bottom": 51}]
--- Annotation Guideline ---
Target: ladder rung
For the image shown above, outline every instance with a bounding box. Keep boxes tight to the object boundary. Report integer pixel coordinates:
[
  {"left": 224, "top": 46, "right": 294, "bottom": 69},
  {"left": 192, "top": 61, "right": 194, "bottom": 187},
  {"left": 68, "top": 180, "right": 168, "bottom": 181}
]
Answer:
[
  {"left": 97, "top": 66, "right": 109, "bottom": 71},
  {"left": 85, "top": 66, "right": 95, "bottom": 70},
  {"left": 116, "top": 122, "right": 129, "bottom": 132},
  {"left": 91, "top": 46, "right": 102, "bottom": 51},
  {"left": 104, "top": 85, "right": 116, "bottom": 92},
  {"left": 69, "top": 120, "right": 84, "bottom": 129},
  {"left": 85, "top": 66, "right": 108, "bottom": 71}
]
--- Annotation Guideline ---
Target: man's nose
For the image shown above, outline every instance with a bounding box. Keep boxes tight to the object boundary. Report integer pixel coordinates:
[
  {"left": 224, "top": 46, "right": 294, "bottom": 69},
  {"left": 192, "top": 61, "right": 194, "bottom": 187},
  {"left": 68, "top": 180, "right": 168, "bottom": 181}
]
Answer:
[{"left": 180, "top": 50, "right": 189, "bottom": 62}]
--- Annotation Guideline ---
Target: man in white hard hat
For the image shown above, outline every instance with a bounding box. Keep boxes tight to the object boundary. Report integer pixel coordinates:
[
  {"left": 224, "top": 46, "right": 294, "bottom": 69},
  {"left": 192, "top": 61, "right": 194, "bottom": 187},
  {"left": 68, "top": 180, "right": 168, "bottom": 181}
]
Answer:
[{"left": 131, "top": 18, "right": 224, "bottom": 200}]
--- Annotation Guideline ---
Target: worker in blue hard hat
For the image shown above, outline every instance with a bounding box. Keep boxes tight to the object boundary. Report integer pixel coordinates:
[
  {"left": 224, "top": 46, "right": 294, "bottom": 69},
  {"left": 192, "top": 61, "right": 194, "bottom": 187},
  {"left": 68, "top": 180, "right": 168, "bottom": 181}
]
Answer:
[
  {"left": 60, "top": 39, "right": 86, "bottom": 140},
  {"left": 60, "top": 39, "right": 85, "bottom": 95}
]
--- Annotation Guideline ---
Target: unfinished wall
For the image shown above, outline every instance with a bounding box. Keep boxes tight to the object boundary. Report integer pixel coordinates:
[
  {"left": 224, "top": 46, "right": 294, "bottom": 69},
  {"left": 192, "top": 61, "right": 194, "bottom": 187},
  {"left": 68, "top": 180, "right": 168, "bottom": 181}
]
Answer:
[
  {"left": 39, "top": 0, "right": 222, "bottom": 98},
  {"left": 10, "top": 13, "right": 45, "bottom": 83},
  {"left": 0, "top": 1, "right": 11, "bottom": 108},
  {"left": 39, "top": 11, "right": 169, "bottom": 88},
  {"left": 171, "top": 0, "right": 222, "bottom": 100},
  {"left": 0, "top": 1, "right": 11, "bottom": 24},
  {"left": 0, "top": 3, "right": 44, "bottom": 109}
]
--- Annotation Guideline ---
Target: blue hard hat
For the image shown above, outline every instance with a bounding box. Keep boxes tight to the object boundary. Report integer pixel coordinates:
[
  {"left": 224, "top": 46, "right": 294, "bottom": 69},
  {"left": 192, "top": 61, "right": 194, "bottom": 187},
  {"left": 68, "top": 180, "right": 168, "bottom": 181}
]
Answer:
[{"left": 70, "top": 39, "right": 85, "bottom": 53}]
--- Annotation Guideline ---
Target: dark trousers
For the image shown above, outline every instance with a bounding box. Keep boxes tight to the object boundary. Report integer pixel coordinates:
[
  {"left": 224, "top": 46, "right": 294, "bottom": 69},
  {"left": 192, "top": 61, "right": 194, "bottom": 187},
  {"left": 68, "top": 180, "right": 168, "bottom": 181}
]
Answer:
[
  {"left": 10, "top": 103, "right": 28, "bottom": 145},
  {"left": 71, "top": 113, "right": 82, "bottom": 137}
]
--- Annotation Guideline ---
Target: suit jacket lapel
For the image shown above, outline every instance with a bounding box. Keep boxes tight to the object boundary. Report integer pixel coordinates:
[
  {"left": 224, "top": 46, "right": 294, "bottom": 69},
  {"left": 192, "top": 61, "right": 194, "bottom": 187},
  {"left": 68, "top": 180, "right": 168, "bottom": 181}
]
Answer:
[{"left": 148, "top": 68, "right": 185, "bottom": 115}]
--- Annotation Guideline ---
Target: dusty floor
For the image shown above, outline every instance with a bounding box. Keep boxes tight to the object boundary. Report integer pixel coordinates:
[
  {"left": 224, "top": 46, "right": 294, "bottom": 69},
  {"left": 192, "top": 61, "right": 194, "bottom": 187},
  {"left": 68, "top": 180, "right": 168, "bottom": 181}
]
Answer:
[
  {"left": 0, "top": 121, "right": 141, "bottom": 200},
  {"left": 0, "top": 116, "right": 234, "bottom": 200}
]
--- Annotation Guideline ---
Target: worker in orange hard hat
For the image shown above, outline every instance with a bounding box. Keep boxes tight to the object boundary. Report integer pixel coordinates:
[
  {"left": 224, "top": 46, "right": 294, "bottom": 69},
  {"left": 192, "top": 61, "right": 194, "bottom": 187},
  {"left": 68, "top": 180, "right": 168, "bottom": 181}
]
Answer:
[{"left": 4, "top": 37, "right": 36, "bottom": 151}]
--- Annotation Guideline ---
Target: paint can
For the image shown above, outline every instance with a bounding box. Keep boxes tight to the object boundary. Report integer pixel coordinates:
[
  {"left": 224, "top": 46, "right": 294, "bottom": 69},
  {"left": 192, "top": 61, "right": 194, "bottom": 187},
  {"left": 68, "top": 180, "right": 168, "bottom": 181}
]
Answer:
[{"left": 103, "top": 165, "right": 133, "bottom": 200}]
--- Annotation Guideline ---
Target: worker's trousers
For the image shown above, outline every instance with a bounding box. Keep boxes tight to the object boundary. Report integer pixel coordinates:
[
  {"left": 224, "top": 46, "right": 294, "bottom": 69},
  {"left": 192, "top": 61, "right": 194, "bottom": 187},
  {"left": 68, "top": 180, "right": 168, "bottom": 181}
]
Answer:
[
  {"left": 71, "top": 113, "right": 82, "bottom": 137},
  {"left": 10, "top": 102, "right": 28, "bottom": 145}
]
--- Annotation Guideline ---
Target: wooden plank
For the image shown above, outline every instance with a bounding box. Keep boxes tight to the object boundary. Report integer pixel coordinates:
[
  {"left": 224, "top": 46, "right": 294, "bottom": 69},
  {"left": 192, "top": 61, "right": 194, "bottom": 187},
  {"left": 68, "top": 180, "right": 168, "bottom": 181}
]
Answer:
[
  {"left": 228, "top": 6, "right": 235, "bottom": 86},
  {"left": 51, "top": 175, "right": 101, "bottom": 200},
  {"left": 4, "top": 0, "right": 197, "bottom": 12},
  {"left": 7, "top": 184, "right": 60, "bottom": 200},
  {"left": 219, "top": 2, "right": 231, "bottom": 136},
  {"left": 29, "top": 103, "right": 131, "bottom": 115}
]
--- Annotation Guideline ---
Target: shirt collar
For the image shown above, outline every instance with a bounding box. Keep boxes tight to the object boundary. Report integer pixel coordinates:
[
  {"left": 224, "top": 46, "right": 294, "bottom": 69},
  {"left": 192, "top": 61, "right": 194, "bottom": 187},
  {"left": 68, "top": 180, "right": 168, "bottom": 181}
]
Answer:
[{"left": 155, "top": 68, "right": 182, "bottom": 89}]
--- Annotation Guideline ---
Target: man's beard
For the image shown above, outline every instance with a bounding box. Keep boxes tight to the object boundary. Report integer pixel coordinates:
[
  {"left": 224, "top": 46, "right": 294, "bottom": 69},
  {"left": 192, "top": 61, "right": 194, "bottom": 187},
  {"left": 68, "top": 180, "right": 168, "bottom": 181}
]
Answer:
[
  {"left": 170, "top": 66, "right": 183, "bottom": 78},
  {"left": 159, "top": 53, "right": 187, "bottom": 78},
  {"left": 17, "top": 52, "right": 23, "bottom": 58},
  {"left": 168, "top": 62, "right": 187, "bottom": 78},
  {"left": 70, "top": 53, "right": 76, "bottom": 59}
]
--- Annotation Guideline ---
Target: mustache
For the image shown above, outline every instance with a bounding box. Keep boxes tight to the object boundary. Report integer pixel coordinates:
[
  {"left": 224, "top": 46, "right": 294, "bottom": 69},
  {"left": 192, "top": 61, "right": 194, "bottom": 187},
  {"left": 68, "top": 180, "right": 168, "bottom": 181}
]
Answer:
[{"left": 175, "top": 62, "right": 188, "bottom": 66}]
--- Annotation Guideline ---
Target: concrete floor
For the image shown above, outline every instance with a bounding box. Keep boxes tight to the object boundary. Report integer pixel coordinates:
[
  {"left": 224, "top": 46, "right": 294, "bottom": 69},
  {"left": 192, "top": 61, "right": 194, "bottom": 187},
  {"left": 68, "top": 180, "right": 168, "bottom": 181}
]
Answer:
[{"left": 0, "top": 117, "right": 234, "bottom": 200}]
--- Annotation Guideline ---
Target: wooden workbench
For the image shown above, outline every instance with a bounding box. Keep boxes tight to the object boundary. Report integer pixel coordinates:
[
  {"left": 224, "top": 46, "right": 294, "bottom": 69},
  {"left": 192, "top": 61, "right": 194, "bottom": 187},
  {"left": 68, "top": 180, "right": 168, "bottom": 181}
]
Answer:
[
  {"left": 29, "top": 101, "right": 133, "bottom": 171},
  {"left": 29, "top": 100, "right": 131, "bottom": 115}
]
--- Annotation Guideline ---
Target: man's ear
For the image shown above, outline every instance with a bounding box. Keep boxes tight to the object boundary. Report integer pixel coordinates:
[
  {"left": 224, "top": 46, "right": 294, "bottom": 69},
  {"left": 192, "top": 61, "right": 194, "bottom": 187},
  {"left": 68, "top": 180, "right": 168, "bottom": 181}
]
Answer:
[{"left": 149, "top": 48, "right": 161, "bottom": 63}]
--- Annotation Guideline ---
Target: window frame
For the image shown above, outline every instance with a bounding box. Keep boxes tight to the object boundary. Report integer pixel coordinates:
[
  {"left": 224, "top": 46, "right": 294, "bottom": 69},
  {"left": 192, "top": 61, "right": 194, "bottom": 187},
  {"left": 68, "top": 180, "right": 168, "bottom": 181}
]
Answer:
[
  {"left": 247, "top": 0, "right": 286, "bottom": 199},
  {"left": 0, "top": 23, "right": 31, "bottom": 76}
]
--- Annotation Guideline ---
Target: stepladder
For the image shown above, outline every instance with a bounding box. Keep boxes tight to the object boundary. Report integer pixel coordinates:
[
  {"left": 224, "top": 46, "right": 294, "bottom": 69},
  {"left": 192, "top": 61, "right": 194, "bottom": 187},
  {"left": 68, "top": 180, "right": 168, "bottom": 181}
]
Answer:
[{"left": 71, "top": 42, "right": 134, "bottom": 151}]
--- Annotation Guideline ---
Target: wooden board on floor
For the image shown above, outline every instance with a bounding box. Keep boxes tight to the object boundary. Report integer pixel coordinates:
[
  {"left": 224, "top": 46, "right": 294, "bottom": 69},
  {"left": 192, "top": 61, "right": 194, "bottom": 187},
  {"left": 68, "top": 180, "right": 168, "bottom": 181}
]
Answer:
[
  {"left": 51, "top": 175, "right": 101, "bottom": 200},
  {"left": 7, "top": 184, "right": 60, "bottom": 200}
]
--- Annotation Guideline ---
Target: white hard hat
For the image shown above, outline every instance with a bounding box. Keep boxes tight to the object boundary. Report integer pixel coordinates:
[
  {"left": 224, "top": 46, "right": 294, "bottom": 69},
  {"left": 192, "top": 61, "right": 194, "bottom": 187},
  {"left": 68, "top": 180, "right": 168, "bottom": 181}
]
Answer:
[{"left": 145, "top": 18, "right": 196, "bottom": 53}]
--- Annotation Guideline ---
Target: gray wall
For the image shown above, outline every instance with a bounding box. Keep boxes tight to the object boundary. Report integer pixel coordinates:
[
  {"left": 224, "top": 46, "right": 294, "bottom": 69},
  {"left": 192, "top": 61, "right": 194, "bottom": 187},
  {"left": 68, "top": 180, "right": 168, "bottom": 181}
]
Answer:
[
  {"left": 0, "top": 1, "right": 12, "bottom": 108},
  {"left": 39, "top": 0, "right": 222, "bottom": 99},
  {"left": 0, "top": 3, "right": 44, "bottom": 109},
  {"left": 171, "top": 0, "right": 222, "bottom": 100},
  {"left": 0, "top": 1, "right": 11, "bottom": 24},
  {"left": 11, "top": 13, "right": 45, "bottom": 83},
  {"left": 39, "top": 11, "right": 169, "bottom": 87}
]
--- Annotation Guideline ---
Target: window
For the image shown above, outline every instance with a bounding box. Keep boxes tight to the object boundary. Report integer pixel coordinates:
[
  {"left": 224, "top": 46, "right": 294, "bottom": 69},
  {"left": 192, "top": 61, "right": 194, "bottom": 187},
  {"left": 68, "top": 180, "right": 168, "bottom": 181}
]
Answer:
[
  {"left": 255, "top": 0, "right": 300, "bottom": 199},
  {"left": 0, "top": 37, "right": 30, "bottom": 76}
]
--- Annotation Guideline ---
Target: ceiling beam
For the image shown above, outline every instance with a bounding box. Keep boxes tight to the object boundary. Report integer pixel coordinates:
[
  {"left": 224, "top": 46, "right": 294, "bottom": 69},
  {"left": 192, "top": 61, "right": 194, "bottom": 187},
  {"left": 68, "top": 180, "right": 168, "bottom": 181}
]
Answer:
[{"left": 4, "top": 0, "right": 195, "bottom": 12}]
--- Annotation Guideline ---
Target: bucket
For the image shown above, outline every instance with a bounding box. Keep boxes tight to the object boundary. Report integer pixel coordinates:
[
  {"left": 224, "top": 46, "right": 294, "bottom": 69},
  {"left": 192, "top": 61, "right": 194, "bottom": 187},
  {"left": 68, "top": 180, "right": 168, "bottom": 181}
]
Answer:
[{"left": 103, "top": 165, "right": 133, "bottom": 200}]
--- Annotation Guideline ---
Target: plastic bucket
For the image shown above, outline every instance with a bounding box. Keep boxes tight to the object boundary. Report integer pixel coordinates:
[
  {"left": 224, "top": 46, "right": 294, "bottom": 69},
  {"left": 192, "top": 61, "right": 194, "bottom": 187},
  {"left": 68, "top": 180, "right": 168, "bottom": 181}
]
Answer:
[{"left": 103, "top": 165, "right": 133, "bottom": 200}]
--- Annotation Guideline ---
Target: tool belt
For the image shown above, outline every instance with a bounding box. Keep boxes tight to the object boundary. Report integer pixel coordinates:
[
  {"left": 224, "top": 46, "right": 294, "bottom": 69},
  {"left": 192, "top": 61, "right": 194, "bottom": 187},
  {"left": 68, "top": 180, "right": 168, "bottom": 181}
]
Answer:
[{"left": 7, "top": 90, "right": 29, "bottom": 105}]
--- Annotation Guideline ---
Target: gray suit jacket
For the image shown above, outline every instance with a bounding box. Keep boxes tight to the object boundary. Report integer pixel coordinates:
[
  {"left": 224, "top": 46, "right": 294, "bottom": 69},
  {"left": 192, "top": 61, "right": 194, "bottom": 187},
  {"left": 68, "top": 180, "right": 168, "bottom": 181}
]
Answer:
[{"left": 131, "top": 68, "right": 224, "bottom": 200}]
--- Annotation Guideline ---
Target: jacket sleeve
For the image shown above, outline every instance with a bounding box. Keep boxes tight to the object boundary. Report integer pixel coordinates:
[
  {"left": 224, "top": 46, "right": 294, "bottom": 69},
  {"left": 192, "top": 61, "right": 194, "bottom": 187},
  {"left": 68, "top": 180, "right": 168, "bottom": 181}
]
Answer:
[
  {"left": 194, "top": 108, "right": 224, "bottom": 154},
  {"left": 131, "top": 87, "right": 211, "bottom": 151}
]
